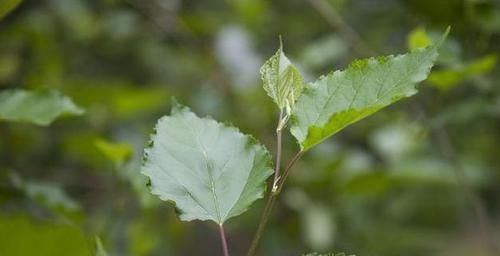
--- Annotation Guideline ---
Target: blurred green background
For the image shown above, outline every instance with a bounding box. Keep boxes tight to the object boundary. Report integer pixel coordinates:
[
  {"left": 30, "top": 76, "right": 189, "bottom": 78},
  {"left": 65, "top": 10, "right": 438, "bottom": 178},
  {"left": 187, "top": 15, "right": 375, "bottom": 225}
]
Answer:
[{"left": 1, "top": 0, "right": 500, "bottom": 255}]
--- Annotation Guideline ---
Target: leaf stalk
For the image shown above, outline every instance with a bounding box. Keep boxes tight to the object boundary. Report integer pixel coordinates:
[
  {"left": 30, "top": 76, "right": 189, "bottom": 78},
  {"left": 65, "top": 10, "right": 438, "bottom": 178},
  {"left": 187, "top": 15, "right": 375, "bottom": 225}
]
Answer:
[{"left": 219, "top": 224, "right": 230, "bottom": 256}]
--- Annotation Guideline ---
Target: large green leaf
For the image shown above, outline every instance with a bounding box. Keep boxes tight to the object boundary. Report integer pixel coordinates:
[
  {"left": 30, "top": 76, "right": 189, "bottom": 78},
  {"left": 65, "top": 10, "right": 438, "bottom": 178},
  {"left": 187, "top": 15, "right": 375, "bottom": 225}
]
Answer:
[
  {"left": 141, "top": 102, "right": 273, "bottom": 225},
  {"left": 0, "top": 0, "right": 22, "bottom": 20},
  {"left": 290, "top": 29, "right": 449, "bottom": 151},
  {"left": 261, "top": 42, "right": 305, "bottom": 111},
  {"left": 0, "top": 89, "right": 84, "bottom": 126}
]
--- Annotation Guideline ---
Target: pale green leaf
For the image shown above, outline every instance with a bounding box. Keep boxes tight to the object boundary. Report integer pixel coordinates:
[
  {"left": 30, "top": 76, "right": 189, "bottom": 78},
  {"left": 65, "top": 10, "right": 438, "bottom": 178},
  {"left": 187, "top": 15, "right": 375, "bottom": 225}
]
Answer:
[
  {"left": 291, "top": 29, "right": 449, "bottom": 151},
  {"left": 261, "top": 42, "right": 305, "bottom": 110},
  {"left": 94, "top": 138, "right": 133, "bottom": 167},
  {"left": 0, "top": 89, "right": 84, "bottom": 126},
  {"left": 0, "top": 0, "right": 22, "bottom": 20},
  {"left": 141, "top": 102, "right": 273, "bottom": 225}
]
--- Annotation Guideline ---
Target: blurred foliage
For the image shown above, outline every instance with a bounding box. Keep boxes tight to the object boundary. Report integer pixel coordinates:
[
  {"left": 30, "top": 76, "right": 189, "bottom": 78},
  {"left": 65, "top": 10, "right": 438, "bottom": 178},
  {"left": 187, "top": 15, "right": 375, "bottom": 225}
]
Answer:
[
  {"left": 0, "top": 89, "right": 83, "bottom": 125},
  {"left": 1, "top": 0, "right": 500, "bottom": 255}
]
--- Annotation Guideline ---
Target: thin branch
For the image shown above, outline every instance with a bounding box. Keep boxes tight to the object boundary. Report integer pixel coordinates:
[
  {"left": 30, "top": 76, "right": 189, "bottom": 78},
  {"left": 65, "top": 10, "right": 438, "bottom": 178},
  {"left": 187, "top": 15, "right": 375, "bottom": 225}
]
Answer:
[
  {"left": 276, "top": 151, "right": 304, "bottom": 194},
  {"left": 247, "top": 151, "right": 304, "bottom": 256},
  {"left": 246, "top": 193, "right": 276, "bottom": 256},
  {"left": 272, "top": 109, "right": 285, "bottom": 192},
  {"left": 218, "top": 224, "right": 230, "bottom": 256}
]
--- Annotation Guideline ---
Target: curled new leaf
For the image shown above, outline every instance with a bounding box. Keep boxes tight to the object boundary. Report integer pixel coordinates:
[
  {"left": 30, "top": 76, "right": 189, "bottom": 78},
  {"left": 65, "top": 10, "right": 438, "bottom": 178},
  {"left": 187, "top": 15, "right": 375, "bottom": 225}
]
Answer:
[
  {"left": 291, "top": 28, "right": 449, "bottom": 151},
  {"left": 261, "top": 42, "right": 305, "bottom": 111},
  {"left": 141, "top": 102, "right": 273, "bottom": 225}
]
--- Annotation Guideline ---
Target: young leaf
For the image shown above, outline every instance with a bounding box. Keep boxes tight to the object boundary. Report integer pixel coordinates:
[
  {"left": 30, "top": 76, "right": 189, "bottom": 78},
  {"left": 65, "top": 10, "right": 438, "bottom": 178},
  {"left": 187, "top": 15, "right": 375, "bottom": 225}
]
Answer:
[
  {"left": 261, "top": 42, "right": 305, "bottom": 111},
  {"left": 291, "top": 28, "right": 449, "bottom": 151},
  {"left": 0, "top": 89, "right": 84, "bottom": 126},
  {"left": 141, "top": 102, "right": 273, "bottom": 225}
]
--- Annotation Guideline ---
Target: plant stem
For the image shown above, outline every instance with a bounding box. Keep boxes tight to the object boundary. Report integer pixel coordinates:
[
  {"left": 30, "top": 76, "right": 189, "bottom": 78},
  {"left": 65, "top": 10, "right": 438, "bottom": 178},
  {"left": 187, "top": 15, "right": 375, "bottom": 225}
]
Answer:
[
  {"left": 219, "top": 224, "right": 230, "bottom": 256},
  {"left": 276, "top": 151, "right": 304, "bottom": 194},
  {"left": 272, "top": 109, "right": 285, "bottom": 192},
  {"left": 247, "top": 151, "right": 304, "bottom": 256}
]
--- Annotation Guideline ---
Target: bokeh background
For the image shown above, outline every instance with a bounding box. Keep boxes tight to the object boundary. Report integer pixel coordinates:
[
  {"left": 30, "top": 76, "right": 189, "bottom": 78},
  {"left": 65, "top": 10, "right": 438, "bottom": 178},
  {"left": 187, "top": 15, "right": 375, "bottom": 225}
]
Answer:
[{"left": 1, "top": 0, "right": 500, "bottom": 255}]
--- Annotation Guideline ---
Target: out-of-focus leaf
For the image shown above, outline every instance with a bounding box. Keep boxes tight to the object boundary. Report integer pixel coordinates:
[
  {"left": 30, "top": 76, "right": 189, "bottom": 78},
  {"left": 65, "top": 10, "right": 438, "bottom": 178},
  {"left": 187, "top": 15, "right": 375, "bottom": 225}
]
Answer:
[
  {"left": 0, "top": 0, "right": 22, "bottom": 20},
  {"left": 94, "top": 237, "right": 108, "bottom": 256},
  {"left": 0, "top": 214, "right": 90, "bottom": 256},
  {"left": 10, "top": 173, "right": 80, "bottom": 211},
  {"left": 63, "top": 83, "right": 169, "bottom": 120},
  {"left": 301, "top": 35, "right": 347, "bottom": 69},
  {"left": 290, "top": 29, "right": 448, "bottom": 151},
  {"left": 0, "top": 89, "right": 84, "bottom": 126},
  {"left": 429, "top": 54, "right": 497, "bottom": 90},
  {"left": 407, "top": 27, "right": 432, "bottom": 51},
  {"left": 62, "top": 132, "right": 108, "bottom": 169},
  {"left": 141, "top": 102, "right": 273, "bottom": 224},
  {"left": 26, "top": 183, "right": 80, "bottom": 211},
  {"left": 94, "top": 138, "right": 133, "bottom": 167},
  {"left": 261, "top": 42, "right": 305, "bottom": 110}
]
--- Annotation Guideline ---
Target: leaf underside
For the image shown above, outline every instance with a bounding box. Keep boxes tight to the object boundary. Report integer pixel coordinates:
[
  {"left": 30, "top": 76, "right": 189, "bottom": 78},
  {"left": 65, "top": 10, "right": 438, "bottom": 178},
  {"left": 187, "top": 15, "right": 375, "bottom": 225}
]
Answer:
[
  {"left": 141, "top": 103, "right": 273, "bottom": 225},
  {"left": 291, "top": 29, "right": 448, "bottom": 151},
  {"left": 0, "top": 89, "right": 84, "bottom": 126}
]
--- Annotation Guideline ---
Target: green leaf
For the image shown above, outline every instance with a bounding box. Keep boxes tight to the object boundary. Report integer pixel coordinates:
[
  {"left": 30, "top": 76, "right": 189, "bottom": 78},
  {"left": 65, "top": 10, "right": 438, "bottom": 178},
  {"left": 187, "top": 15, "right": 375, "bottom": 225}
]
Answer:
[
  {"left": 0, "top": 0, "right": 22, "bottom": 20},
  {"left": 0, "top": 89, "right": 84, "bottom": 126},
  {"left": 141, "top": 102, "right": 273, "bottom": 225},
  {"left": 261, "top": 41, "right": 305, "bottom": 111},
  {"left": 11, "top": 175, "right": 81, "bottom": 211},
  {"left": 407, "top": 27, "right": 432, "bottom": 51},
  {"left": 429, "top": 54, "right": 497, "bottom": 90},
  {"left": 94, "top": 138, "right": 133, "bottom": 167},
  {"left": 291, "top": 28, "right": 449, "bottom": 151}
]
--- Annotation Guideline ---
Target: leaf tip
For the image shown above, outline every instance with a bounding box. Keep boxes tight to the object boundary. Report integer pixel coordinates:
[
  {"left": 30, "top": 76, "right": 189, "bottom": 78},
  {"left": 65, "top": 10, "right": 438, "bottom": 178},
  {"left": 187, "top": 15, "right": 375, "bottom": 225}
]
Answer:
[{"left": 436, "top": 26, "right": 451, "bottom": 46}]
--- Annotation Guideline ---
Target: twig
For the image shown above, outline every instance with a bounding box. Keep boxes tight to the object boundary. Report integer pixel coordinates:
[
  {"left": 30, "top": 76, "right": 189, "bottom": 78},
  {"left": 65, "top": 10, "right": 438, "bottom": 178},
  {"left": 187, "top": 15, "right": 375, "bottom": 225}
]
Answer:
[
  {"left": 218, "top": 224, "right": 230, "bottom": 256},
  {"left": 275, "top": 151, "right": 305, "bottom": 194},
  {"left": 247, "top": 151, "right": 304, "bottom": 256},
  {"left": 272, "top": 109, "right": 285, "bottom": 192}
]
